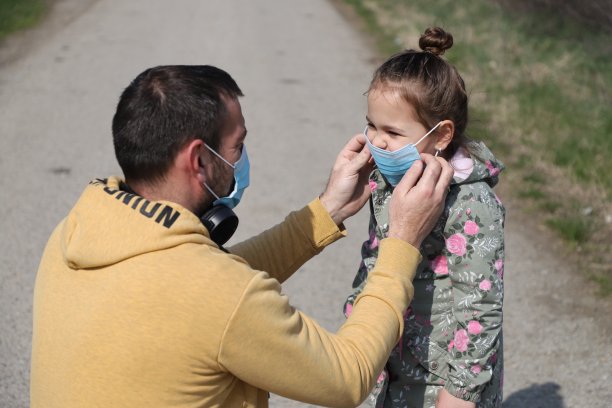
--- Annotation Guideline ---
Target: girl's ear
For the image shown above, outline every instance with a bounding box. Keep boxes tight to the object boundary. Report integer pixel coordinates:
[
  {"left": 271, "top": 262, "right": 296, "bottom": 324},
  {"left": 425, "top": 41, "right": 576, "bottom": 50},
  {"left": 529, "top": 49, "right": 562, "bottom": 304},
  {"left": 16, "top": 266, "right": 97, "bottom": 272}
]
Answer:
[{"left": 435, "top": 120, "right": 455, "bottom": 151}]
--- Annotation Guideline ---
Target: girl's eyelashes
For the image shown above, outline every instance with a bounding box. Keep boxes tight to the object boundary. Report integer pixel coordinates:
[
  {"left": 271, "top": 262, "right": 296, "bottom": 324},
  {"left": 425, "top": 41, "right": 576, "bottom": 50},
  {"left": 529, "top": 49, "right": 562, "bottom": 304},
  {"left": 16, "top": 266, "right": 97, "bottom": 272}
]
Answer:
[{"left": 366, "top": 123, "right": 404, "bottom": 137}]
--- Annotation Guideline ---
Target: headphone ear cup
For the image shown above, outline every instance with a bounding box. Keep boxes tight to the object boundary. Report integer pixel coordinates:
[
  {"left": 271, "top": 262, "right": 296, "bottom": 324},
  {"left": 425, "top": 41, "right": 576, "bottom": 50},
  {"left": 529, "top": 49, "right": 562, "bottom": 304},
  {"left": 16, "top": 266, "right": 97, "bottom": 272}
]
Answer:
[{"left": 200, "top": 205, "right": 239, "bottom": 246}]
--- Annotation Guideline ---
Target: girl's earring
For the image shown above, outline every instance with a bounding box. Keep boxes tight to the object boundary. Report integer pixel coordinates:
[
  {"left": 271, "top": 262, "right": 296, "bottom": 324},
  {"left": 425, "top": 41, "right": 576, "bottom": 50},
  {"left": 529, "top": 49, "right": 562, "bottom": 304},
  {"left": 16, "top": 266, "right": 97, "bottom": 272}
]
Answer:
[{"left": 435, "top": 148, "right": 442, "bottom": 157}]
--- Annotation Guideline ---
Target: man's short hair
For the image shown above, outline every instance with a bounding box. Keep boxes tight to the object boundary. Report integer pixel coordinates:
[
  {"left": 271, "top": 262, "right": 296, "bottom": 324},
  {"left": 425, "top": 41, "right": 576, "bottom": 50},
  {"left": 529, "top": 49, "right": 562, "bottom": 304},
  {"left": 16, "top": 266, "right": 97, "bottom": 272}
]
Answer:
[{"left": 112, "top": 65, "right": 243, "bottom": 183}]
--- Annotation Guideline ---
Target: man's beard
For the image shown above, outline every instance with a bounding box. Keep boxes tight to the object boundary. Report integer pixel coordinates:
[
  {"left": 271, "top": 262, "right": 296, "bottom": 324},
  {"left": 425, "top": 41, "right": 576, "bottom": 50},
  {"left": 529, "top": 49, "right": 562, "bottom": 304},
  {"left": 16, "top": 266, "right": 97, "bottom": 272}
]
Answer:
[{"left": 195, "top": 156, "right": 234, "bottom": 217}]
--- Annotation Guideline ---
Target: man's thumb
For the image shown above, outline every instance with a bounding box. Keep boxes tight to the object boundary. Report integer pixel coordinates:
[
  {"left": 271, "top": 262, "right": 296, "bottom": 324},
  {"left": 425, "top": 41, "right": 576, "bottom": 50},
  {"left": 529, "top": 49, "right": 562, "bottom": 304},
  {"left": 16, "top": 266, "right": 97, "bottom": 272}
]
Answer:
[{"left": 351, "top": 144, "right": 371, "bottom": 170}]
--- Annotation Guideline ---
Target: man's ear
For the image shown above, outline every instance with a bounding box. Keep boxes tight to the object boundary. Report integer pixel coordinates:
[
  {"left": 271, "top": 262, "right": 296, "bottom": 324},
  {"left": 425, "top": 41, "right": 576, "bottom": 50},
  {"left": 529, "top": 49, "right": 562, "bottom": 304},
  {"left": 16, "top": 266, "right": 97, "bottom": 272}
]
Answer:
[
  {"left": 435, "top": 120, "right": 455, "bottom": 151},
  {"left": 178, "top": 139, "right": 207, "bottom": 181}
]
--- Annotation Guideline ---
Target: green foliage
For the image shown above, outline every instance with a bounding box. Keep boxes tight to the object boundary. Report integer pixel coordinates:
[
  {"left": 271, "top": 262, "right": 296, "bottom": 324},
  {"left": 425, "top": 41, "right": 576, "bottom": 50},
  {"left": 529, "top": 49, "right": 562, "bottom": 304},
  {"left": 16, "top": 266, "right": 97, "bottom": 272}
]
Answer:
[
  {"left": 517, "top": 188, "right": 546, "bottom": 200},
  {"left": 522, "top": 173, "right": 546, "bottom": 185},
  {"left": 545, "top": 216, "right": 593, "bottom": 244},
  {"left": 591, "top": 273, "right": 612, "bottom": 297},
  {"left": 0, "top": 0, "right": 46, "bottom": 40},
  {"left": 342, "top": 0, "right": 611, "bottom": 294},
  {"left": 341, "top": 0, "right": 400, "bottom": 56},
  {"left": 343, "top": 0, "right": 611, "bottom": 195}
]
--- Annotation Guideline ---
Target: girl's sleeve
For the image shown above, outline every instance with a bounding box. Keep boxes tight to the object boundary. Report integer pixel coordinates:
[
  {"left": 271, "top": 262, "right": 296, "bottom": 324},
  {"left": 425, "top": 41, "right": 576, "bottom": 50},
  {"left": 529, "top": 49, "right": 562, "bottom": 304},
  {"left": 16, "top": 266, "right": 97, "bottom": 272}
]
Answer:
[
  {"left": 443, "top": 188, "right": 505, "bottom": 402},
  {"left": 344, "top": 206, "right": 380, "bottom": 317}
]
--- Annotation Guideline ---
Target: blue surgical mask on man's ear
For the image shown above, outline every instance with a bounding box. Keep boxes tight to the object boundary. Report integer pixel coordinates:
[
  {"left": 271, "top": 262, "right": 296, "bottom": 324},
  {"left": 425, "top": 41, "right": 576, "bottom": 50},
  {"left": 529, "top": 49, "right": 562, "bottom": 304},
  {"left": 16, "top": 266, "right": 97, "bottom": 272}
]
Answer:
[
  {"left": 202, "top": 145, "right": 250, "bottom": 209},
  {"left": 364, "top": 122, "right": 441, "bottom": 186}
]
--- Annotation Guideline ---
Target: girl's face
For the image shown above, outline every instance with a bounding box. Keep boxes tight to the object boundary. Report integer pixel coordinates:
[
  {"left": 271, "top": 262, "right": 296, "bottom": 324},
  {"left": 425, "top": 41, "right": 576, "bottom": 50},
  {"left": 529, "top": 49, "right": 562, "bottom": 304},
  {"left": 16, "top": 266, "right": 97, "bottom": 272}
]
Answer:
[{"left": 366, "top": 87, "right": 439, "bottom": 155}]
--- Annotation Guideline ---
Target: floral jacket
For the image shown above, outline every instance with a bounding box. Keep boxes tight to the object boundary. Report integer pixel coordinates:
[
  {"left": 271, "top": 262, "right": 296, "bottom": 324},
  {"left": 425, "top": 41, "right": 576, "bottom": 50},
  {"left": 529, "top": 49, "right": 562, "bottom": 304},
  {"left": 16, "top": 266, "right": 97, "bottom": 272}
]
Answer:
[{"left": 345, "top": 142, "right": 505, "bottom": 407}]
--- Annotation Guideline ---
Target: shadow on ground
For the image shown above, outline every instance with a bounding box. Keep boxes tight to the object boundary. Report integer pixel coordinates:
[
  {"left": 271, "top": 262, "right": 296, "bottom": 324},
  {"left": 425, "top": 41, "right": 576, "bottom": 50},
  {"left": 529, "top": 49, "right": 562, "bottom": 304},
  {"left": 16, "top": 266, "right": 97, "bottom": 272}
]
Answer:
[{"left": 503, "top": 382, "right": 564, "bottom": 408}]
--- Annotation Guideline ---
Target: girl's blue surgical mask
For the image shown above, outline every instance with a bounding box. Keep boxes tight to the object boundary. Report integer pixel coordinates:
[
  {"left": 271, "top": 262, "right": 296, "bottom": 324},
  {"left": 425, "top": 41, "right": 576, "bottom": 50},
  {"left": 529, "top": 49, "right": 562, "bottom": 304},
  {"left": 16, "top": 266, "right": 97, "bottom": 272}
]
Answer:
[
  {"left": 202, "top": 145, "right": 250, "bottom": 209},
  {"left": 364, "top": 122, "right": 441, "bottom": 186}
]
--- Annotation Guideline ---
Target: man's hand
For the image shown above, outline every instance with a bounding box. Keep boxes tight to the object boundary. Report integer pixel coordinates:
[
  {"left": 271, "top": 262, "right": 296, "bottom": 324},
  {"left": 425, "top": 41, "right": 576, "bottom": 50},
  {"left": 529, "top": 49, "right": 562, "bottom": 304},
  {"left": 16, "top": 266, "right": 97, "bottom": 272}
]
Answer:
[
  {"left": 436, "top": 389, "right": 476, "bottom": 408},
  {"left": 320, "top": 134, "right": 374, "bottom": 225},
  {"left": 387, "top": 154, "right": 453, "bottom": 248}
]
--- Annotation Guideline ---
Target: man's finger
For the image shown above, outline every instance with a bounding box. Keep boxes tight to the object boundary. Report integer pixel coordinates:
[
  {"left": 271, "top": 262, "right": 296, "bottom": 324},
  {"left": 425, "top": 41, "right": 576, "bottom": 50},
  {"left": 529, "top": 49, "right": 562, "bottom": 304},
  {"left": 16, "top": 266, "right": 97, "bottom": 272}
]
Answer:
[
  {"left": 395, "top": 159, "right": 424, "bottom": 193},
  {"left": 418, "top": 153, "right": 443, "bottom": 187},
  {"left": 434, "top": 156, "right": 454, "bottom": 196},
  {"left": 343, "top": 133, "right": 367, "bottom": 155},
  {"left": 349, "top": 143, "right": 371, "bottom": 170}
]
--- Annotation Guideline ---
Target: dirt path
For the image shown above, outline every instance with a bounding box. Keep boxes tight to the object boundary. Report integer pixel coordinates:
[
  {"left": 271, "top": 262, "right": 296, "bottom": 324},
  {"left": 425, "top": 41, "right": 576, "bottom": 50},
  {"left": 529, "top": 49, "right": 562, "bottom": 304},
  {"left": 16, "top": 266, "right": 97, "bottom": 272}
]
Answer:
[{"left": 0, "top": 1, "right": 609, "bottom": 407}]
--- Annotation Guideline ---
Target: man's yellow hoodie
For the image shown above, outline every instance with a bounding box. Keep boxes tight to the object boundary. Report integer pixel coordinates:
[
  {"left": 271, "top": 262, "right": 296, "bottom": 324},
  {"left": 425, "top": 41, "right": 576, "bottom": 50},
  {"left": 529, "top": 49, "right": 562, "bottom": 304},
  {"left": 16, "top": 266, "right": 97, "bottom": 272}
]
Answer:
[{"left": 31, "top": 177, "right": 421, "bottom": 407}]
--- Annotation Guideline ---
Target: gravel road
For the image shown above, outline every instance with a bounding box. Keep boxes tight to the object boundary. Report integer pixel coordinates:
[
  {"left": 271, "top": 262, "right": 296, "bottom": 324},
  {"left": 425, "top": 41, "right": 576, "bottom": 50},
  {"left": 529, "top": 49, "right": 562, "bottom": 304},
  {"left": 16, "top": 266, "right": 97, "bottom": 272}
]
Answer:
[{"left": 0, "top": 1, "right": 609, "bottom": 407}]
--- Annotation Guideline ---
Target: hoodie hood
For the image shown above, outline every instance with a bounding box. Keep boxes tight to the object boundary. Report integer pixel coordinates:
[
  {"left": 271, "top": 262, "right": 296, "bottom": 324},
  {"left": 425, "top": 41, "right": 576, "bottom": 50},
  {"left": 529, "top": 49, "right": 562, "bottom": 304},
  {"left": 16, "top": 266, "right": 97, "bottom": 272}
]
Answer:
[
  {"left": 451, "top": 141, "right": 505, "bottom": 188},
  {"left": 61, "top": 177, "right": 212, "bottom": 269}
]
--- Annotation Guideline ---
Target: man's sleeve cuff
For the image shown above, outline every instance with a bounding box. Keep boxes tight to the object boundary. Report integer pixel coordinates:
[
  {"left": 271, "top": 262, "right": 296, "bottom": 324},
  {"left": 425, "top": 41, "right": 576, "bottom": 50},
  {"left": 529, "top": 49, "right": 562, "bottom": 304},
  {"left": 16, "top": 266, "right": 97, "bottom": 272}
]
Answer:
[{"left": 302, "top": 198, "right": 347, "bottom": 248}]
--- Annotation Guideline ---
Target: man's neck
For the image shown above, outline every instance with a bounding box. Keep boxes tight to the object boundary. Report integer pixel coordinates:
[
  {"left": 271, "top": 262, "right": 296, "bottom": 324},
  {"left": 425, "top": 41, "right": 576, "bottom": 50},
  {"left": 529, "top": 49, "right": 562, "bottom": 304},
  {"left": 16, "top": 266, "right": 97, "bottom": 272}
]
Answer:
[{"left": 124, "top": 178, "right": 193, "bottom": 212}]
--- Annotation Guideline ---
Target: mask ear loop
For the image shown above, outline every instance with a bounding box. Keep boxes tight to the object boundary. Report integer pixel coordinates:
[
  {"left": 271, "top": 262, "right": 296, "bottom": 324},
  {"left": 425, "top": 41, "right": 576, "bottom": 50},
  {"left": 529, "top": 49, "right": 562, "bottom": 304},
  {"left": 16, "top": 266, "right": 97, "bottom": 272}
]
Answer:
[
  {"left": 435, "top": 148, "right": 442, "bottom": 157},
  {"left": 363, "top": 122, "right": 442, "bottom": 152},
  {"left": 413, "top": 121, "right": 442, "bottom": 147},
  {"left": 202, "top": 182, "right": 221, "bottom": 200},
  {"left": 199, "top": 153, "right": 221, "bottom": 200},
  {"left": 205, "top": 144, "right": 236, "bottom": 169}
]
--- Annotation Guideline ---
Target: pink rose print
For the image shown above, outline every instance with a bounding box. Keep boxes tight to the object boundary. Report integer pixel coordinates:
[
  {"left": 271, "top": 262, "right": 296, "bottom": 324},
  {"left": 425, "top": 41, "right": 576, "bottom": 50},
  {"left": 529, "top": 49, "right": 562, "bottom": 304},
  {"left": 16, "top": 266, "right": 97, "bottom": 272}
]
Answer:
[
  {"left": 466, "top": 208, "right": 472, "bottom": 216},
  {"left": 430, "top": 255, "right": 449, "bottom": 275},
  {"left": 464, "top": 220, "right": 479, "bottom": 235},
  {"left": 486, "top": 160, "right": 500, "bottom": 177},
  {"left": 471, "top": 364, "right": 482, "bottom": 374},
  {"left": 446, "top": 233, "right": 467, "bottom": 256},
  {"left": 344, "top": 303, "right": 353, "bottom": 318},
  {"left": 369, "top": 236, "right": 379, "bottom": 250},
  {"left": 495, "top": 259, "right": 504, "bottom": 280},
  {"left": 453, "top": 329, "right": 469, "bottom": 352},
  {"left": 479, "top": 279, "right": 492, "bottom": 291},
  {"left": 368, "top": 230, "right": 379, "bottom": 250},
  {"left": 448, "top": 340, "right": 454, "bottom": 352},
  {"left": 467, "top": 320, "right": 483, "bottom": 335},
  {"left": 369, "top": 180, "right": 378, "bottom": 192}
]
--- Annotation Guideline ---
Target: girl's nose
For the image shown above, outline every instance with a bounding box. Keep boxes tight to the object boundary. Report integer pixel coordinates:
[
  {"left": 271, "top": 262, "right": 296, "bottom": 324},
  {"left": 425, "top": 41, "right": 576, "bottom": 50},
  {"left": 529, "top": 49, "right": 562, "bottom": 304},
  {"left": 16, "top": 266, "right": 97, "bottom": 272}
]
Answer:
[{"left": 370, "top": 132, "right": 387, "bottom": 150}]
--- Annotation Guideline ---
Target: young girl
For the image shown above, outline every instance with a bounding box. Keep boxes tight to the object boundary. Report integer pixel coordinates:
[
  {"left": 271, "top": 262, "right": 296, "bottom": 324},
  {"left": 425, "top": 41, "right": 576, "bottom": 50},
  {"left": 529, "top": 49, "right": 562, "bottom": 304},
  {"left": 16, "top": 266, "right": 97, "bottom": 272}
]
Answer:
[{"left": 345, "top": 27, "right": 505, "bottom": 408}]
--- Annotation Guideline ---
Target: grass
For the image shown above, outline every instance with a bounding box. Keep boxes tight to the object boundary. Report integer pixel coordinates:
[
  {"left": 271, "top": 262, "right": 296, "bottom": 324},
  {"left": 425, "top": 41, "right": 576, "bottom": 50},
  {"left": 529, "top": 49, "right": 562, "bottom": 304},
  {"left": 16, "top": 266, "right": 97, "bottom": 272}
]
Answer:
[
  {"left": 340, "top": 0, "right": 611, "bottom": 294},
  {"left": 0, "top": 0, "right": 47, "bottom": 40},
  {"left": 592, "top": 273, "right": 612, "bottom": 297},
  {"left": 545, "top": 217, "right": 592, "bottom": 245},
  {"left": 341, "top": 0, "right": 399, "bottom": 56},
  {"left": 518, "top": 188, "right": 546, "bottom": 200}
]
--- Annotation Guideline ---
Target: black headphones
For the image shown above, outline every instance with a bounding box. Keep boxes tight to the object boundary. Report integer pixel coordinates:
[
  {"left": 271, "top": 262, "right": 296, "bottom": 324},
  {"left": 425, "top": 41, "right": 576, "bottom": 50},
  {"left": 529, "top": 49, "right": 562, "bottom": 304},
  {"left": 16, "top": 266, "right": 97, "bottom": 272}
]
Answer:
[
  {"left": 195, "top": 155, "right": 239, "bottom": 246},
  {"left": 200, "top": 205, "right": 239, "bottom": 246}
]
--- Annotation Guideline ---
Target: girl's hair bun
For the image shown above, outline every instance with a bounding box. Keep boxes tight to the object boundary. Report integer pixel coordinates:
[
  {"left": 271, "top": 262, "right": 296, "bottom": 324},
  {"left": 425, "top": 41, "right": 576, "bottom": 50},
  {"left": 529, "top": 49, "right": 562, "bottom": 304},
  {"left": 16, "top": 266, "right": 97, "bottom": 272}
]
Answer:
[{"left": 418, "top": 27, "right": 453, "bottom": 56}]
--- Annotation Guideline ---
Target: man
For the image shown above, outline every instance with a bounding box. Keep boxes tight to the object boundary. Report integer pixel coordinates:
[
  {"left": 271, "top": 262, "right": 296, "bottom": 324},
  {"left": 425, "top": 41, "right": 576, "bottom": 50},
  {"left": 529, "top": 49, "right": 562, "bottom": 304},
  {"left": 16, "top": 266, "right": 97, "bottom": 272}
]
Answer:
[{"left": 31, "top": 65, "right": 453, "bottom": 407}]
